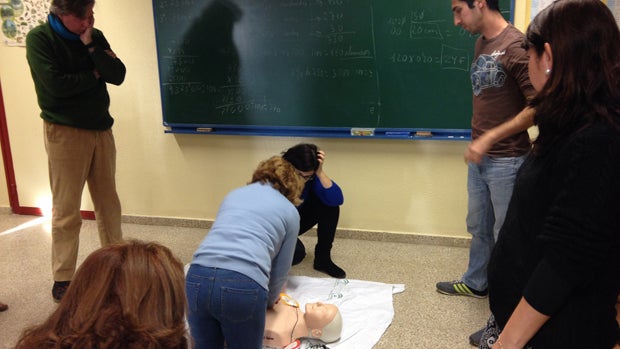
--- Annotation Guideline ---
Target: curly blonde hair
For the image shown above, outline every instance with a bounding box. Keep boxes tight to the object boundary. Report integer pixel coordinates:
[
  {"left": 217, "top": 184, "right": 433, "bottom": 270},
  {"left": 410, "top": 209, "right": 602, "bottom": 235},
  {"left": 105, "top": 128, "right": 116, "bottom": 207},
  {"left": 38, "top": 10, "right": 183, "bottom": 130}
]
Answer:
[
  {"left": 250, "top": 156, "right": 305, "bottom": 206},
  {"left": 15, "top": 240, "right": 188, "bottom": 349}
]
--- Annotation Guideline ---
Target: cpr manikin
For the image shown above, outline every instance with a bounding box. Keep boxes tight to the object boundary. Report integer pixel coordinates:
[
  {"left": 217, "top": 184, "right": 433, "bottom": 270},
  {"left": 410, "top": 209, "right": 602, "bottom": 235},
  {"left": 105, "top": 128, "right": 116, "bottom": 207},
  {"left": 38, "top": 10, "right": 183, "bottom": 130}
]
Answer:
[{"left": 264, "top": 294, "right": 343, "bottom": 348}]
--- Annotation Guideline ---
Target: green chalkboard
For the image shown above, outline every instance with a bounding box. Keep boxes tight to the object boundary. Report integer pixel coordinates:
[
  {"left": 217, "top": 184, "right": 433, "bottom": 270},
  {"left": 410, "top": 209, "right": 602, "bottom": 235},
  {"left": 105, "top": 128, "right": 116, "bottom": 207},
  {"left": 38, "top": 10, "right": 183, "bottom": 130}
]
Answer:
[{"left": 152, "top": 0, "right": 512, "bottom": 135}]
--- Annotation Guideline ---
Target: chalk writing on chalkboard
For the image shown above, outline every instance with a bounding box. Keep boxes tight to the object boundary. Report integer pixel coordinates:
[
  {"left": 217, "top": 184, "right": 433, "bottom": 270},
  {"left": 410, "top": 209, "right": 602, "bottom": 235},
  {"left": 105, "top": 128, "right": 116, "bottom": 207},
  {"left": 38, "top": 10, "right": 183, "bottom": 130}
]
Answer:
[{"left": 152, "top": 0, "right": 512, "bottom": 137}]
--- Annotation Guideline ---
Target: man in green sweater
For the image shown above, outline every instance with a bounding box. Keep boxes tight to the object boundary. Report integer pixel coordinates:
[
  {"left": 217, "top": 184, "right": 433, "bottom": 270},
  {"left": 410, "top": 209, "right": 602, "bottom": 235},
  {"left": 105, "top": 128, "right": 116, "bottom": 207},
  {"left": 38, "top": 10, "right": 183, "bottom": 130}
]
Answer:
[{"left": 25, "top": 0, "right": 126, "bottom": 303}]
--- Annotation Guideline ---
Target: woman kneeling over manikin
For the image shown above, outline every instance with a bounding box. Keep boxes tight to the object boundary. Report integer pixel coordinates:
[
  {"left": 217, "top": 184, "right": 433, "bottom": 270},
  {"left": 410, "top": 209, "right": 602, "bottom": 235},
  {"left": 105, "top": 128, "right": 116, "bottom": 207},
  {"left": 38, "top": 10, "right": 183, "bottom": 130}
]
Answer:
[{"left": 264, "top": 293, "right": 343, "bottom": 348}]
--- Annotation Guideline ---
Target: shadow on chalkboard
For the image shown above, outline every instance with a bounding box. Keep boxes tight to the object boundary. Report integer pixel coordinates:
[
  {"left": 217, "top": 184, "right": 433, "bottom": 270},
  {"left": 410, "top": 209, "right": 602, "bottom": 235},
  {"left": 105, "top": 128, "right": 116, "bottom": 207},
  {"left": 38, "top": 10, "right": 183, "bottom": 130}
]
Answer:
[
  {"left": 156, "top": 0, "right": 512, "bottom": 135},
  {"left": 167, "top": 0, "right": 247, "bottom": 122}
]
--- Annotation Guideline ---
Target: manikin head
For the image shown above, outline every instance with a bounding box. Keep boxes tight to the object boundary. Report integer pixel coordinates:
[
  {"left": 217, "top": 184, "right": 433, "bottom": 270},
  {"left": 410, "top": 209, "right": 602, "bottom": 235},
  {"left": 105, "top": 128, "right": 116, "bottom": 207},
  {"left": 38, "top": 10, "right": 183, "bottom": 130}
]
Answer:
[{"left": 303, "top": 302, "right": 343, "bottom": 343}]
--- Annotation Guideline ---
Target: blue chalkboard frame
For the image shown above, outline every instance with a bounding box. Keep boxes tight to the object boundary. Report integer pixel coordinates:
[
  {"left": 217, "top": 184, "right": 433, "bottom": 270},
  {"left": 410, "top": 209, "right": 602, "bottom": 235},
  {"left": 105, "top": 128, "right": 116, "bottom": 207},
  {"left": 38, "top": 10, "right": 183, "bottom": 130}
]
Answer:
[
  {"left": 155, "top": 0, "right": 515, "bottom": 140},
  {"left": 164, "top": 124, "right": 472, "bottom": 140}
]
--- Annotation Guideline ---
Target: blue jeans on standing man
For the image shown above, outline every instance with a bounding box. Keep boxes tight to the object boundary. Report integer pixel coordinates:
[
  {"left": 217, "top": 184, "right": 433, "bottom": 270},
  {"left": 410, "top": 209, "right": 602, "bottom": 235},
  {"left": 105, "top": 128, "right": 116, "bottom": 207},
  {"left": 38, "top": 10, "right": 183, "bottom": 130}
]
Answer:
[
  {"left": 186, "top": 264, "right": 268, "bottom": 349},
  {"left": 461, "top": 155, "right": 525, "bottom": 292}
]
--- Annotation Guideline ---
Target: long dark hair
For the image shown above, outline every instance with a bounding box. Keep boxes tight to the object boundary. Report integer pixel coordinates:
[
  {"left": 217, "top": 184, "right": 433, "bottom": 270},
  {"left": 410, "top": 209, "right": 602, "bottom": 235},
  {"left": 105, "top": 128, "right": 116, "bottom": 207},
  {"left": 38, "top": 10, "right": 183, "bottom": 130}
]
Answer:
[
  {"left": 524, "top": 0, "right": 620, "bottom": 154},
  {"left": 281, "top": 143, "right": 319, "bottom": 172}
]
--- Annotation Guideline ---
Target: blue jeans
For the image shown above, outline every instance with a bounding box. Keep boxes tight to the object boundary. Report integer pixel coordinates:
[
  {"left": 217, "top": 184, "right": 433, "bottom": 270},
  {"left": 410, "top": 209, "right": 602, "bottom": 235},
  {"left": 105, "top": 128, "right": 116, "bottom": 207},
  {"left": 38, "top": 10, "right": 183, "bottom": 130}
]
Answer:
[
  {"left": 461, "top": 155, "right": 525, "bottom": 292},
  {"left": 186, "top": 265, "right": 267, "bottom": 349}
]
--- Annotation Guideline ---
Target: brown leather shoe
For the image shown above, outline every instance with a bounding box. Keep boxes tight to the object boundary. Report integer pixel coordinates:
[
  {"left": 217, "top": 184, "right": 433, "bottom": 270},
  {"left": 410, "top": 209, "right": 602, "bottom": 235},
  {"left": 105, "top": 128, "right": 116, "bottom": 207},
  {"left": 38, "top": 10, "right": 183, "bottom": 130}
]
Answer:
[{"left": 0, "top": 302, "right": 8, "bottom": 312}]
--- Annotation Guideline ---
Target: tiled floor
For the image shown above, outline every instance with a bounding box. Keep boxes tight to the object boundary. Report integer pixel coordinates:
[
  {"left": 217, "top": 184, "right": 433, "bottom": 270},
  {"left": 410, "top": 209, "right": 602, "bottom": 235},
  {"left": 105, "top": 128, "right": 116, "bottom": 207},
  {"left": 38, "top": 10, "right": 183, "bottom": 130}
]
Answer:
[{"left": 0, "top": 211, "right": 489, "bottom": 349}]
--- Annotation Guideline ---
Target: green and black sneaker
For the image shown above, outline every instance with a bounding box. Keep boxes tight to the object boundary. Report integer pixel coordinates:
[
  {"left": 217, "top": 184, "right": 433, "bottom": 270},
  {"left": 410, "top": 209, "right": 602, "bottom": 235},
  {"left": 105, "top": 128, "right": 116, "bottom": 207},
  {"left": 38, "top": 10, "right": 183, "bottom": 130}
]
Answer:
[{"left": 436, "top": 280, "right": 488, "bottom": 299}]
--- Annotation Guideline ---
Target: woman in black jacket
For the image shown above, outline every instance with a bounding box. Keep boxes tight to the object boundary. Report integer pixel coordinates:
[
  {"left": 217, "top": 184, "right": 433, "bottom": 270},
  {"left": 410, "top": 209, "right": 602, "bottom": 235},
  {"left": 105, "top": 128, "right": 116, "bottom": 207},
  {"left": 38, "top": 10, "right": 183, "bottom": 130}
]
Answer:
[{"left": 482, "top": 1, "right": 620, "bottom": 348}]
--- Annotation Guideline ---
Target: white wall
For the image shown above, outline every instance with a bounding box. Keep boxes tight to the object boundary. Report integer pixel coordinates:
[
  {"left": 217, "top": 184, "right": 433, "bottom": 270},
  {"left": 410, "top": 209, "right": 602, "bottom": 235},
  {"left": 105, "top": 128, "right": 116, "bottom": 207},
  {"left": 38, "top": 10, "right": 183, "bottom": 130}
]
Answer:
[{"left": 0, "top": 0, "right": 530, "bottom": 238}]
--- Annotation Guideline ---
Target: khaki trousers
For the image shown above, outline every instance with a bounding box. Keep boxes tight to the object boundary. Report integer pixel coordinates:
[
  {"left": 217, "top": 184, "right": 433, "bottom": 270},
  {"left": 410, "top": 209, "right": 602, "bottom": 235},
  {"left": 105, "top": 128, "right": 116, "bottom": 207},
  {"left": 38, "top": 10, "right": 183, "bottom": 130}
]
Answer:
[{"left": 44, "top": 121, "right": 123, "bottom": 281}]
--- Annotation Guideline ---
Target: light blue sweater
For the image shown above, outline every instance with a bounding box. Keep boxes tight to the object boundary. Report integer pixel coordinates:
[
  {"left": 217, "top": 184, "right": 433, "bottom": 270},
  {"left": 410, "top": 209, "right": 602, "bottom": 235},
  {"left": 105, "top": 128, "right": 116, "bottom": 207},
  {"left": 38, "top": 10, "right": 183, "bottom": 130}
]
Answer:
[{"left": 190, "top": 182, "right": 300, "bottom": 306}]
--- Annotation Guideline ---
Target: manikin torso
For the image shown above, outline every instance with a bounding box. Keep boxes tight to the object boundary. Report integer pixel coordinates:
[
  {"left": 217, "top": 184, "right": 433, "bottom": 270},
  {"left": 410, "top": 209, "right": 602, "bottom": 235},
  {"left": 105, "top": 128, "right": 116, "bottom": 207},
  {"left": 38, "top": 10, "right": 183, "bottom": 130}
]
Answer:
[
  {"left": 263, "top": 300, "right": 309, "bottom": 348},
  {"left": 263, "top": 295, "right": 340, "bottom": 348}
]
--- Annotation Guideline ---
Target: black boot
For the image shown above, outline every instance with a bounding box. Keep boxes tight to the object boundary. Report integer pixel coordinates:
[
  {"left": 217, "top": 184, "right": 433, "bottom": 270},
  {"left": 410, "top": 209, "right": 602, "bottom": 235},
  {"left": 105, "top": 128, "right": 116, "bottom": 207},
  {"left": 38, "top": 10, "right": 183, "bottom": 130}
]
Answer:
[
  {"left": 313, "top": 247, "right": 346, "bottom": 278},
  {"left": 292, "top": 238, "right": 306, "bottom": 265}
]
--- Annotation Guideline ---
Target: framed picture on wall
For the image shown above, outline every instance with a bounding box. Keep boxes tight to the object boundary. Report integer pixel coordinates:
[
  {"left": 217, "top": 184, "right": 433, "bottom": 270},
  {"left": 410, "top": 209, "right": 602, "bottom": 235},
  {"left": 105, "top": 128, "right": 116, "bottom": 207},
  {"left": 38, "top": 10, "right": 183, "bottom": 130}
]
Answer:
[{"left": 1, "top": 0, "right": 48, "bottom": 47}]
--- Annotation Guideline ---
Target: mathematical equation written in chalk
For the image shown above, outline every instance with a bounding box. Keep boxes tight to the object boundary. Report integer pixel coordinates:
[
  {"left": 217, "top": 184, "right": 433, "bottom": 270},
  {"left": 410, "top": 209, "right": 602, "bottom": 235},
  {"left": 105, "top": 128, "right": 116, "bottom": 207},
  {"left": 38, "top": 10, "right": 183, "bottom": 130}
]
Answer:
[{"left": 152, "top": 0, "right": 507, "bottom": 130}]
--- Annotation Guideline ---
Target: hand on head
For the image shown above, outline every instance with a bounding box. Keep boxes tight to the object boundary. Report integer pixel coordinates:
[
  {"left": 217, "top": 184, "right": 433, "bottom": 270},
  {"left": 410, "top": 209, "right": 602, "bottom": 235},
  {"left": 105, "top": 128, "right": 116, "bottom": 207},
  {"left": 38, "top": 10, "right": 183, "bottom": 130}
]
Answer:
[{"left": 315, "top": 149, "right": 325, "bottom": 173}]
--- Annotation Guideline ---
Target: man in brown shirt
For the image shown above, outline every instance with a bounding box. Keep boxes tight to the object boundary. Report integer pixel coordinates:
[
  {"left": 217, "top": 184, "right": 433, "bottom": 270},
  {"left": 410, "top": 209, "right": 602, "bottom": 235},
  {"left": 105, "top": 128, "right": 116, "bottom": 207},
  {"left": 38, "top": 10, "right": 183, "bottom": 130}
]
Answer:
[{"left": 437, "top": 0, "right": 536, "bottom": 345}]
